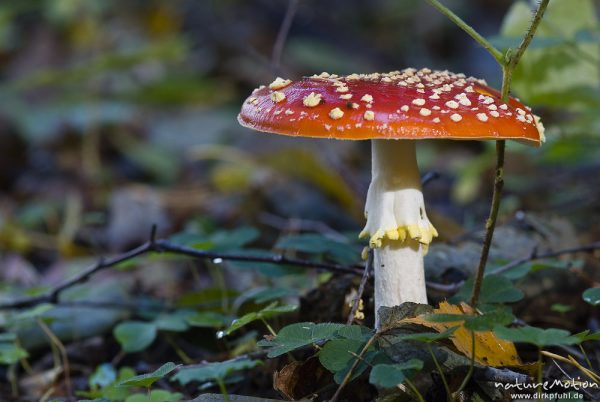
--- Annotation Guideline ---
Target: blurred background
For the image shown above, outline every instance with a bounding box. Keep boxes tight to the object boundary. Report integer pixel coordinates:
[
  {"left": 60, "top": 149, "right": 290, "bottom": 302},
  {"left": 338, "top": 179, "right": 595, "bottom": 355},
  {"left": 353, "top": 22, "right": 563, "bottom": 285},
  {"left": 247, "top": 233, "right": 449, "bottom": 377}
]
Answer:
[{"left": 0, "top": 0, "right": 598, "bottom": 399}]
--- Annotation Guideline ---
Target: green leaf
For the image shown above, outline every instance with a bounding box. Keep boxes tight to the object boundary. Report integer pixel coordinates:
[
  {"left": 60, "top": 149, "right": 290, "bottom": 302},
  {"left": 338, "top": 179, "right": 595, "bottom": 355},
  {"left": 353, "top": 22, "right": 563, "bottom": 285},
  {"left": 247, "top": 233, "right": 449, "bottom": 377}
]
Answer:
[
  {"left": 451, "top": 275, "right": 523, "bottom": 305},
  {"left": 171, "top": 227, "right": 259, "bottom": 252},
  {"left": 425, "top": 309, "right": 514, "bottom": 332},
  {"left": 236, "top": 287, "right": 296, "bottom": 305},
  {"left": 369, "top": 359, "right": 424, "bottom": 388},
  {"left": 89, "top": 363, "right": 117, "bottom": 390},
  {"left": 120, "top": 362, "right": 179, "bottom": 387},
  {"left": 582, "top": 288, "right": 600, "bottom": 306},
  {"left": 185, "top": 311, "right": 231, "bottom": 328},
  {"left": 276, "top": 234, "right": 358, "bottom": 265},
  {"left": 225, "top": 302, "right": 297, "bottom": 336},
  {"left": 125, "top": 390, "right": 183, "bottom": 402},
  {"left": 225, "top": 249, "right": 304, "bottom": 277},
  {"left": 499, "top": 0, "right": 600, "bottom": 108},
  {"left": 551, "top": 304, "right": 573, "bottom": 313},
  {"left": 335, "top": 325, "right": 374, "bottom": 342},
  {"left": 0, "top": 333, "right": 16, "bottom": 342},
  {"left": 172, "top": 359, "right": 261, "bottom": 385},
  {"left": 257, "top": 322, "right": 347, "bottom": 357},
  {"left": 574, "top": 330, "right": 600, "bottom": 343},
  {"left": 319, "top": 339, "right": 366, "bottom": 372},
  {"left": 11, "top": 303, "right": 54, "bottom": 322},
  {"left": 153, "top": 310, "right": 193, "bottom": 332},
  {"left": 494, "top": 326, "right": 580, "bottom": 347},
  {"left": 0, "top": 342, "right": 28, "bottom": 364},
  {"left": 114, "top": 322, "right": 157, "bottom": 353},
  {"left": 318, "top": 338, "right": 386, "bottom": 384},
  {"left": 397, "top": 327, "right": 458, "bottom": 343}
]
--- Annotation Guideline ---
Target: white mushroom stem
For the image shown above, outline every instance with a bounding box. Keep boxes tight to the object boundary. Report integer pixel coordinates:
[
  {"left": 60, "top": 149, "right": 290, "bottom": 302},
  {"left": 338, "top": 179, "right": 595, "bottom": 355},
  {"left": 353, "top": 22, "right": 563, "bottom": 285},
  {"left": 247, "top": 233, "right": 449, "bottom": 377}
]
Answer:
[{"left": 360, "top": 139, "right": 437, "bottom": 328}]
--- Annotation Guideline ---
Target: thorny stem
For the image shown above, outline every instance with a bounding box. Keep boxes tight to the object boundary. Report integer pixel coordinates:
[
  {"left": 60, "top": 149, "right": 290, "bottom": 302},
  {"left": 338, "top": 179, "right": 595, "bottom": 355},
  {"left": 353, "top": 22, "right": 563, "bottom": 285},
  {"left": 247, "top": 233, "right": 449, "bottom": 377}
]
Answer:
[
  {"left": 330, "top": 334, "right": 378, "bottom": 402},
  {"left": 424, "top": 0, "right": 504, "bottom": 64},
  {"left": 470, "top": 0, "right": 550, "bottom": 307}
]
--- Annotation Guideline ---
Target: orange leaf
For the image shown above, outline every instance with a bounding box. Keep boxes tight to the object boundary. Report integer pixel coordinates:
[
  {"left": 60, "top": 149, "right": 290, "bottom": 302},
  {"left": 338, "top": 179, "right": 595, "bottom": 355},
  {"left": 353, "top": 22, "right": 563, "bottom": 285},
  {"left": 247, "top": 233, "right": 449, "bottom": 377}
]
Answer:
[{"left": 402, "top": 301, "right": 522, "bottom": 367}]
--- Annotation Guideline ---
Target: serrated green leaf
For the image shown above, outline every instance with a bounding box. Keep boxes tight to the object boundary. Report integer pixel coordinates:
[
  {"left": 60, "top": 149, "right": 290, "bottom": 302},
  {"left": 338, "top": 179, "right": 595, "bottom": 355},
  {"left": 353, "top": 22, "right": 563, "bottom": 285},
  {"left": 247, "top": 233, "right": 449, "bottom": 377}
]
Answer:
[
  {"left": 120, "top": 362, "right": 179, "bottom": 387},
  {"left": 319, "top": 338, "right": 386, "bottom": 384},
  {"left": 257, "top": 322, "right": 347, "bottom": 357},
  {"left": 494, "top": 326, "right": 580, "bottom": 347},
  {"left": 172, "top": 359, "right": 261, "bottom": 385},
  {"left": 335, "top": 325, "right": 374, "bottom": 341},
  {"left": 319, "top": 339, "right": 366, "bottom": 372},
  {"left": 369, "top": 359, "right": 424, "bottom": 388},
  {"left": 574, "top": 330, "right": 600, "bottom": 343},
  {"left": 114, "top": 322, "right": 157, "bottom": 353},
  {"left": 582, "top": 288, "right": 600, "bottom": 306}
]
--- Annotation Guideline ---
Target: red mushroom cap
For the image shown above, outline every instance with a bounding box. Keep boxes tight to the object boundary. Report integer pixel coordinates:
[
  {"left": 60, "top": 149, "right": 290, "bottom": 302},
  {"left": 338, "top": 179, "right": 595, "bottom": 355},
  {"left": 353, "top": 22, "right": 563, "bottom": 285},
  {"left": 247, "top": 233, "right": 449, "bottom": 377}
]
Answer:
[{"left": 238, "top": 69, "right": 544, "bottom": 146}]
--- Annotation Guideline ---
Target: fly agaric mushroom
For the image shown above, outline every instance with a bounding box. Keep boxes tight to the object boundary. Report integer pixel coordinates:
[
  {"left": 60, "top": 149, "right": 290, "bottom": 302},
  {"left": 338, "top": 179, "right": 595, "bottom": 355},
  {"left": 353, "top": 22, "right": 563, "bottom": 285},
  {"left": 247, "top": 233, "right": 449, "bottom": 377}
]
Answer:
[{"left": 238, "top": 69, "right": 544, "bottom": 328}]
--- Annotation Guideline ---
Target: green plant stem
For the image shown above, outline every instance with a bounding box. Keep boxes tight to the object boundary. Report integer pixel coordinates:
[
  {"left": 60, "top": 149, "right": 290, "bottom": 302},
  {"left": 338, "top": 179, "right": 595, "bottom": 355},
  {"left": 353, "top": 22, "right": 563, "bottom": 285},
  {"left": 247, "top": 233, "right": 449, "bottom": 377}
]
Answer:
[
  {"left": 260, "top": 318, "right": 277, "bottom": 337},
  {"left": 469, "top": 0, "right": 550, "bottom": 307},
  {"left": 330, "top": 334, "right": 378, "bottom": 402},
  {"left": 506, "top": 0, "right": 551, "bottom": 72},
  {"left": 403, "top": 378, "right": 426, "bottom": 402},
  {"left": 455, "top": 330, "right": 476, "bottom": 398},
  {"left": 578, "top": 344, "right": 594, "bottom": 369},
  {"left": 424, "top": 0, "right": 504, "bottom": 63},
  {"left": 428, "top": 344, "right": 451, "bottom": 402},
  {"left": 37, "top": 319, "right": 72, "bottom": 398},
  {"left": 470, "top": 140, "right": 505, "bottom": 307},
  {"left": 537, "top": 348, "right": 543, "bottom": 397},
  {"left": 217, "top": 378, "right": 231, "bottom": 402}
]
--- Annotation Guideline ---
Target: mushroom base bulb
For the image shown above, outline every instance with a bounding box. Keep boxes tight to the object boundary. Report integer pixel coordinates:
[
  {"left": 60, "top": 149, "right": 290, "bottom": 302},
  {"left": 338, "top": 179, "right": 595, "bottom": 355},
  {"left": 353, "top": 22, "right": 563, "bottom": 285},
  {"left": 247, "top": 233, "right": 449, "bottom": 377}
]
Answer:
[{"left": 360, "top": 139, "right": 437, "bottom": 328}]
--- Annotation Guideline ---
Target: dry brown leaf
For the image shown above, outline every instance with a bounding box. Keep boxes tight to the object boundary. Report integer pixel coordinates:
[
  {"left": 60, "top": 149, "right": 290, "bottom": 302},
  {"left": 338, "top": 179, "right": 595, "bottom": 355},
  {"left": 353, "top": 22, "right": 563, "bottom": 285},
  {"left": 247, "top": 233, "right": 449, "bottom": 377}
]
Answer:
[{"left": 402, "top": 301, "right": 522, "bottom": 367}]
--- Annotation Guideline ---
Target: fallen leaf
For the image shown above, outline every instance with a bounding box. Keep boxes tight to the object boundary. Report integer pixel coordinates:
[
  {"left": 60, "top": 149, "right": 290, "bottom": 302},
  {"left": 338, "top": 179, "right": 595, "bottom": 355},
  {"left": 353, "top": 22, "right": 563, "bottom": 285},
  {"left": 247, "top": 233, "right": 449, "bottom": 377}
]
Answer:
[{"left": 402, "top": 301, "right": 522, "bottom": 367}]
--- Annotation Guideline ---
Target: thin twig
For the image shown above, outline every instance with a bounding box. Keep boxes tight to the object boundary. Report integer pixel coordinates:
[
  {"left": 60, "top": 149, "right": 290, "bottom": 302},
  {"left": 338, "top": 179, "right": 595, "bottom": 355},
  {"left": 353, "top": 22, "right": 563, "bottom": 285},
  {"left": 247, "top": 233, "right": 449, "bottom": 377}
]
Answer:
[
  {"left": 424, "top": 0, "right": 504, "bottom": 63},
  {"left": 0, "top": 231, "right": 363, "bottom": 311},
  {"left": 490, "top": 241, "right": 600, "bottom": 276},
  {"left": 347, "top": 250, "right": 372, "bottom": 325},
  {"left": 470, "top": 0, "right": 550, "bottom": 307},
  {"left": 271, "top": 0, "right": 300, "bottom": 74}
]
